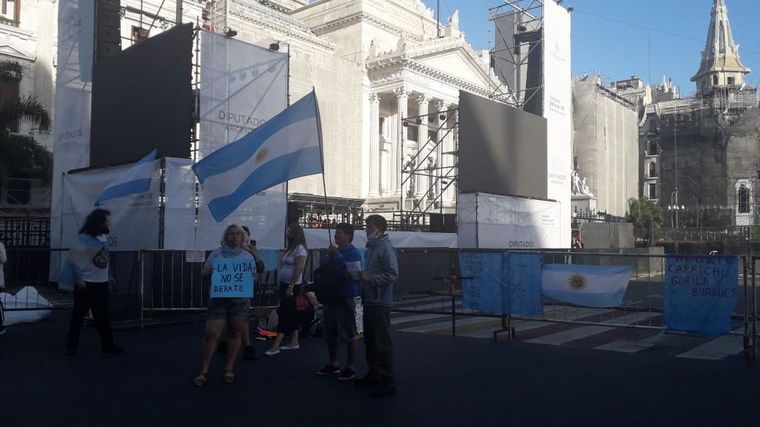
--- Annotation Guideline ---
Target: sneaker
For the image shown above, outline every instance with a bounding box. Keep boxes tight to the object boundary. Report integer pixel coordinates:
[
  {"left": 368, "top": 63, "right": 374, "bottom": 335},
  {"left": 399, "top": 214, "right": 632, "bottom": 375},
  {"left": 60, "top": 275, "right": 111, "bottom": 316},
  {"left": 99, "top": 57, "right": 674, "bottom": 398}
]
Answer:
[
  {"left": 243, "top": 345, "right": 259, "bottom": 361},
  {"left": 338, "top": 367, "right": 356, "bottom": 381},
  {"left": 316, "top": 364, "right": 341, "bottom": 376},
  {"left": 354, "top": 375, "right": 380, "bottom": 388},
  {"left": 264, "top": 349, "right": 280, "bottom": 356},
  {"left": 371, "top": 384, "right": 397, "bottom": 398},
  {"left": 280, "top": 343, "right": 300, "bottom": 350},
  {"left": 102, "top": 344, "right": 126, "bottom": 354}
]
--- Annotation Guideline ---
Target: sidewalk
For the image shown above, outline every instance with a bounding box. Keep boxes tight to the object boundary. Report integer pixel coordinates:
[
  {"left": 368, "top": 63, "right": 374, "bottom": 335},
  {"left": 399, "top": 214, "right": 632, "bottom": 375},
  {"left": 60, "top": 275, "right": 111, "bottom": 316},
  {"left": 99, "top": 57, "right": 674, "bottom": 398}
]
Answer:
[{"left": 2, "top": 311, "right": 758, "bottom": 426}]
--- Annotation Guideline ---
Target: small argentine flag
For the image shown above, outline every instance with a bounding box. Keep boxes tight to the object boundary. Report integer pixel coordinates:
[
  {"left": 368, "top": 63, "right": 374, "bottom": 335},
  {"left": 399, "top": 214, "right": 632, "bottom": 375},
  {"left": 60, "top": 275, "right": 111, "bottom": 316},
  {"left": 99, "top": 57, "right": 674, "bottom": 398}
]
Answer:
[
  {"left": 193, "top": 90, "right": 324, "bottom": 222},
  {"left": 541, "top": 264, "right": 633, "bottom": 308},
  {"left": 94, "top": 149, "right": 158, "bottom": 206}
]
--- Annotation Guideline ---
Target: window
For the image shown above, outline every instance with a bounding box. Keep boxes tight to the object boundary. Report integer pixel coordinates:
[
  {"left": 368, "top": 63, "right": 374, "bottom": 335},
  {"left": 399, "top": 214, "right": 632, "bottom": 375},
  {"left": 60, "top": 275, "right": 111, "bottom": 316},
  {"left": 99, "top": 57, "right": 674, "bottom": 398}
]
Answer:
[
  {"left": 406, "top": 125, "right": 418, "bottom": 142},
  {"left": 648, "top": 183, "right": 657, "bottom": 200},
  {"left": 712, "top": 75, "right": 719, "bottom": 85},
  {"left": 648, "top": 141, "right": 658, "bottom": 155},
  {"left": 0, "top": 75, "right": 20, "bottom": 132},
  {"left": 7, "top": 173, "right": 31, "bottom": 205},
  {"left": 132, "top": 26, "right": 150, "bottom": 44},
  {"left": 648, "top": 120, "right": 657, "bottom": 134},
  {"left": 738, "top": 184, "right": 750, "bottom": 213},
  {"left": 0, "top": 0, "right": 19, "bottom": 26},
  {"left": 648, "top": 162, "right": 657, "bottom": 178},
  {"left": 728, "top": 77, "right": 735, "bottom": 86}
]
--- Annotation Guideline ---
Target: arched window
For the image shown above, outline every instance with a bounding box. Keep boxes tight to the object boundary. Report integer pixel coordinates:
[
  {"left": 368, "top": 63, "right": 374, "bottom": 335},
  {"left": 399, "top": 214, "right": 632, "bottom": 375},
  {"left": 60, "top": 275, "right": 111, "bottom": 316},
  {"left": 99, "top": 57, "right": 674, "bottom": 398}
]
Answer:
[
  {"left": 648, "top": 120, "right": 657, "bottom": 133},
  {"left": 719, "top": 22, "right": 726, "bottom": 53},
  {"left": 648, "top": 162, "right": 657, "bottom": 178},
  {"left": 738, "top": 184, "right": 750, "bottom": 213}
]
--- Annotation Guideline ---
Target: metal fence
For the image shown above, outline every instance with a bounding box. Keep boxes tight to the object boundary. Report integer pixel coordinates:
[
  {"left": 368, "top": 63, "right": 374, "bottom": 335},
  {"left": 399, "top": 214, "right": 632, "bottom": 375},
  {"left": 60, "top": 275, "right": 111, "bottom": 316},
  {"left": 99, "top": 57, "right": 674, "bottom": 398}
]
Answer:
[{"left": 393, "top": 249, "right": 756, "bottom": 359}]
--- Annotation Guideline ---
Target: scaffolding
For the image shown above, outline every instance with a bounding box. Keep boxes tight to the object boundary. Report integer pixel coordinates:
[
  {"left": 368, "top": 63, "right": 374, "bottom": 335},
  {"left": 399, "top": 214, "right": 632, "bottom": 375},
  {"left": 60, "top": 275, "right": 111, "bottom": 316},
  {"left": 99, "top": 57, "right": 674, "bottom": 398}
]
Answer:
[
  {"left": 397, "top": 106, "right": 459, "bottom": 230},
  {"left": 488, "top": 0, "right": 546, "bottom": 114}
]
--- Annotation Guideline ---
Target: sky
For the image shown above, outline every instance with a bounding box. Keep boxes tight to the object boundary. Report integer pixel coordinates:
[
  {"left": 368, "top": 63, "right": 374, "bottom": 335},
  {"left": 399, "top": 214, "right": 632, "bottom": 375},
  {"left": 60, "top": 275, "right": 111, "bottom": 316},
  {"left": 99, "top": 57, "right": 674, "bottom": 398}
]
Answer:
[{"left": 421, "top": 0, "right": 760, "bottom": 97}]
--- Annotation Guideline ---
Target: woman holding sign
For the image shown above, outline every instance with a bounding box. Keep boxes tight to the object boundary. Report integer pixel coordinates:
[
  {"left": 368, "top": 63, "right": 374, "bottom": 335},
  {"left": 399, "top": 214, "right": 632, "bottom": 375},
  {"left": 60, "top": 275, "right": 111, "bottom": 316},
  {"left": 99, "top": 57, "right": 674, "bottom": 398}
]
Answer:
[
  {"left": 194, "top": 224, "right": 254, "bottom": 386},
  {"left": 265, "top": 223, "right": 308, "bottom": 356}
]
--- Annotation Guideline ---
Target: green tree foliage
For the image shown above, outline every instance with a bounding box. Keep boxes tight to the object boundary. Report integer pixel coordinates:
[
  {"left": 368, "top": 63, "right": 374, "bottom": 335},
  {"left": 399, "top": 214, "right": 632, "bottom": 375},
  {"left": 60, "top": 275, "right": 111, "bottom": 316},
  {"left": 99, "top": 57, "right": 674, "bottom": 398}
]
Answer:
[
  {"left": 0, "top": 61, "right": 52, "bottom": 182},
  {"left": 627, "top": 198, "right": 663, "bottom": 246}
]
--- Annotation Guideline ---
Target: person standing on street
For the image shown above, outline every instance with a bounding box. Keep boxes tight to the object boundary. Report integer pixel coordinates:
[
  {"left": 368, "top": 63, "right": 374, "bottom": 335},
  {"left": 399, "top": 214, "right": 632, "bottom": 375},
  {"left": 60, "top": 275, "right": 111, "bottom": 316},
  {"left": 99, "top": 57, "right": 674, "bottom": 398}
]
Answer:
[
  {"left": 356, "top": 215, "right": 398, "bottom": 398},
  {"left": 63, "top": 209, "right": 125, "bottom": 356}
]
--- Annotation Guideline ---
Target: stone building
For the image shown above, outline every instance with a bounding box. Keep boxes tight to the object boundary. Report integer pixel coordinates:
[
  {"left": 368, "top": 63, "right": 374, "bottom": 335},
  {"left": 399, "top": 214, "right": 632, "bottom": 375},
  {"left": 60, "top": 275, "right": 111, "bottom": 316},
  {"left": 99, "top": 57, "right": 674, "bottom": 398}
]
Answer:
[
  {"left": 641, "top": 0, "right": 758, "bottom": 227},
  {"left": 572, "top": 75, "right": 639, "bottom": 218},
  {"left": 0, "top": 0, "right": 56, "bottom": 221}
]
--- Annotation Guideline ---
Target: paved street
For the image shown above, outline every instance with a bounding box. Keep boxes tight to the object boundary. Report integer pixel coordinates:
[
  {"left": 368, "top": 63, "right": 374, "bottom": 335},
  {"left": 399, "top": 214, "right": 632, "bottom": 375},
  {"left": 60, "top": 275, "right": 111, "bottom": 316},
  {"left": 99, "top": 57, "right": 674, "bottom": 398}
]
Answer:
[{"left": 2, "top": 310, "right": 759, "bottom": 426}]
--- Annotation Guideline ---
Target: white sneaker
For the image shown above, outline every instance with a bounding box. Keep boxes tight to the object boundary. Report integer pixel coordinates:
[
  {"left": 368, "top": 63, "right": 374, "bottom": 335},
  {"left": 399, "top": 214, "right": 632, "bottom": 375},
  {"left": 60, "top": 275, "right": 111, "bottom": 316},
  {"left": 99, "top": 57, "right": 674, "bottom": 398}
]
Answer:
[
  {"left": 280, "top": 344, "right": 300, "bottom": 350},
  {"left": 264, "top": 349, "right": 280, "bottom": 356}
]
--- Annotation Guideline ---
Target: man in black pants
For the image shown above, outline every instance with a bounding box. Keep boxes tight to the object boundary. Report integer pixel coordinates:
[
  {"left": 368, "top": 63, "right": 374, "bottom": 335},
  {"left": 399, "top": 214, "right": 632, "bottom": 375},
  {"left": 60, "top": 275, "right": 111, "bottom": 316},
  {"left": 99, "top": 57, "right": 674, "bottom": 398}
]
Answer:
[
  {"left": 64, "top": 208, "right": 124, "bottom": 356},
  {"left": 356, "top": 215, "right": 398, "bottom": 398}
]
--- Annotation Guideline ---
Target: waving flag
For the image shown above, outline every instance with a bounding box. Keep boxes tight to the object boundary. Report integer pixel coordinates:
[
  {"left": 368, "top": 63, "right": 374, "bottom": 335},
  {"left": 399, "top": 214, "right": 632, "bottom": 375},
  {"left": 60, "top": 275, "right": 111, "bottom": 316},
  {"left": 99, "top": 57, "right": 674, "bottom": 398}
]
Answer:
[
  {"left": 542, "top": 264, "right": 633, "bottom": 308},
  {"left": 94, "top": 149, "right": 158, "bottom": 206},
  {"left": 193, "top": 90, "right": 323, "bottom": 222}
]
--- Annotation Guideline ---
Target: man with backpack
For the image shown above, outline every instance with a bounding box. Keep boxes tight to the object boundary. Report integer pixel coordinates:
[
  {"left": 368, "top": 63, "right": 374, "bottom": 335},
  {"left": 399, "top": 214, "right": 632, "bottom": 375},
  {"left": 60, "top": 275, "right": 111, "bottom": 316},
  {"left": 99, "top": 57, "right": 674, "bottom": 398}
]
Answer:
[{"left": 315, "top": 223, "right": 362, "bottom": 381}]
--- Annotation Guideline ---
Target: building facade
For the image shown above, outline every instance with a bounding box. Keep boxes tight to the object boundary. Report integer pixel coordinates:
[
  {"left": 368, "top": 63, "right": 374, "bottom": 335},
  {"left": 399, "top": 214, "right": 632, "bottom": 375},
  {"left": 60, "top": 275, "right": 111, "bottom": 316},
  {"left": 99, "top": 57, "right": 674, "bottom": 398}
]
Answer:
[
  {"left": 572, "top": 75, "right": 639, "bottom": 218},
  {"left": 640, "top": 0, "right": 758, "bottom": 227}
]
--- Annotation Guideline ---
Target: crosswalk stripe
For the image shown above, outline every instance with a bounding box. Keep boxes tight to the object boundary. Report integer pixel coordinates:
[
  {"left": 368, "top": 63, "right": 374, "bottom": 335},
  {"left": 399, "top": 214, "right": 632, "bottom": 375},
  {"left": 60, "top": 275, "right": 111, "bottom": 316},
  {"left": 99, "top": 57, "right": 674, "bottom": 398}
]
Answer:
[
  {"left": 525, "top": 312, "right": 660, "bottom": 346},
  {"left": 391, "top": 313, "right": 449, "bottom": 326},
  {"left": 675, "top": 328, "right": 745, "bottom": 360}
]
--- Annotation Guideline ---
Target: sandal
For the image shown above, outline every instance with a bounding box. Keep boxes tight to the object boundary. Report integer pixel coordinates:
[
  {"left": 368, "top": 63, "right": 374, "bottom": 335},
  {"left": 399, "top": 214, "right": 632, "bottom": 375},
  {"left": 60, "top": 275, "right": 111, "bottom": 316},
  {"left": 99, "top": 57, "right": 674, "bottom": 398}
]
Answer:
[
  {"left": 193, "top": 373, "right": 208, "bottom": 387},
  {"left": 223, "top": 370, "right": 235, "bottom": 384}
]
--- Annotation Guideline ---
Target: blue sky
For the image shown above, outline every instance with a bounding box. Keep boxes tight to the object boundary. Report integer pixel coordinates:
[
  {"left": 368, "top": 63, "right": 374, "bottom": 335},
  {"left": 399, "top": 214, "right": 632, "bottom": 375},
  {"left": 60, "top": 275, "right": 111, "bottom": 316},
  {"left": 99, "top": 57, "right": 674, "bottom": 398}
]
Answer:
[{"left": 421, "top": 0, "right": 760, "bottom": 97}]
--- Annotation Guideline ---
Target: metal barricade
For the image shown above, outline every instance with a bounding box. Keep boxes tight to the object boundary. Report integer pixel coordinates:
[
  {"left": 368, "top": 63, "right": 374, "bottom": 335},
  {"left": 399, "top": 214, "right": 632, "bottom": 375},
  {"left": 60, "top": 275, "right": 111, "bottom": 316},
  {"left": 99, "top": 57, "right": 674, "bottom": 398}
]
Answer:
[{"left": 393, "top": 249, "right": 753, "bottom": 362}]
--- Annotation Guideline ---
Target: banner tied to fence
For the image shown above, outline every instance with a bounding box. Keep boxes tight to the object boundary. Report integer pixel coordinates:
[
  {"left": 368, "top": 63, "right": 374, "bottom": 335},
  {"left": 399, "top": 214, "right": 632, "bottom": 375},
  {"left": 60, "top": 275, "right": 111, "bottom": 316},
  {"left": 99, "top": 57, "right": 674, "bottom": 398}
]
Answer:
[
  {"left": 211, "top": 259, "right": 254, "bottom": 298},
  {"left": 664, "top": 255, "right": 738, "bottom": 336}
]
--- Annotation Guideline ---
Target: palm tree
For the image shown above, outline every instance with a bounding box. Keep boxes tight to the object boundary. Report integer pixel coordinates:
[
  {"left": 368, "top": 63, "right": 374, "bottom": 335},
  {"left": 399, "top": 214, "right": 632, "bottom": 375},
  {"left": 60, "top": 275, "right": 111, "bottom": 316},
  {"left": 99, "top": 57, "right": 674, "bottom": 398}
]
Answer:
[
  {"left": 627, "top": 198, "right": 663, "bottom": 246},
  {"left": 0, "top": 61, "right": 52, "bottom": 184}
]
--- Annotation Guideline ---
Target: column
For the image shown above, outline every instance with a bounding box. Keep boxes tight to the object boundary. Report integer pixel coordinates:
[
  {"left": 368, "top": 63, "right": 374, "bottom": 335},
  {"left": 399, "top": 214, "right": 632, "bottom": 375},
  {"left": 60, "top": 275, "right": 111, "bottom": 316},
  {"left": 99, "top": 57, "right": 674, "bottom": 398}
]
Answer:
[
  {"left": 415, "top": 94, "right": 430, "bottom": 199},
  {"left": 443, "top": 104, "right": 457, "bottom": 205},
  {"left": 435, "top": 101, "right": 449, "bottom": 206},
  {"left": 393, "top": 87, "right": 408, "bottom": 196},
  {"left": 368, "top": 93, "right": 380, "bottom": 198}
]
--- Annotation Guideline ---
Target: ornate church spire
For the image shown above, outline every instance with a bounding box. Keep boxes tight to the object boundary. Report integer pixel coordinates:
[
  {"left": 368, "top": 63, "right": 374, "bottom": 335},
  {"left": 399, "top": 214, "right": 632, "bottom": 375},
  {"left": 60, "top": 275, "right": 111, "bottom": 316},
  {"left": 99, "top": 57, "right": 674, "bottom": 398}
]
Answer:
[{"left": 691, "top": 0, "right": 751, "bottom": 93}]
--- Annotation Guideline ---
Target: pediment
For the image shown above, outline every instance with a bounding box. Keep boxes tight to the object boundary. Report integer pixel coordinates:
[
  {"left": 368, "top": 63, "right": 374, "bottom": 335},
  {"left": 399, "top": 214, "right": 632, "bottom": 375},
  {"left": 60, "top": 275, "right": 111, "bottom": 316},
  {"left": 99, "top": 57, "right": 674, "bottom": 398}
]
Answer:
[
  {"left": 0, "top": 44, "right": 34, "bottom": 62},
  {"left": 406, "top": 41, "right": 495, "bottom": 88}
]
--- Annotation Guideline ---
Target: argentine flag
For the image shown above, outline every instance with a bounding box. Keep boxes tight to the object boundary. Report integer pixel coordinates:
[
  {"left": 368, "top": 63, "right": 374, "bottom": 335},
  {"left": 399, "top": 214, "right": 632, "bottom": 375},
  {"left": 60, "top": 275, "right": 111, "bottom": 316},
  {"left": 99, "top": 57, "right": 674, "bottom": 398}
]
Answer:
[
  {"left": 193, "top": 90, "right": 324, "bottom": 222},
  {"left": 542, "top": 264, "right": 633, "bottom": 308},
  {"left": 94, "top": 149, "right": 158, "bottom": 206}
]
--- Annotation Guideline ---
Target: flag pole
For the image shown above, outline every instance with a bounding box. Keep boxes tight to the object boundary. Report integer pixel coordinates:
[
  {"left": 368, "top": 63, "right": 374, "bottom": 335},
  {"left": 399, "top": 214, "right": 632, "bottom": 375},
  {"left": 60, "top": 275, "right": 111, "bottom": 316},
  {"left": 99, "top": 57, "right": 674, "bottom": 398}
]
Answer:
[{"left": 313, "top": 88, "right": 333, "bottom": 247}]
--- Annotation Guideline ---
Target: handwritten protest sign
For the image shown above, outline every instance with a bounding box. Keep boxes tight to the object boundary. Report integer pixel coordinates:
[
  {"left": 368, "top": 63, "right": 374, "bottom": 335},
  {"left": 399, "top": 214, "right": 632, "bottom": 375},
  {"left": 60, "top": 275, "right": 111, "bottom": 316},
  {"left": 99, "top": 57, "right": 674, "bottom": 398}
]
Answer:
[
  {"left": 664, "top": 255, "right": 738, "bottom": 336},
  {"left": 211, "top": 259, "right": 254, "bottom": 298},
  {"left": 459, "top": 252, "right": 504, "bottom": 314},
  {"left": 506, "top": 253, "right": 543, "bottom": 316}
]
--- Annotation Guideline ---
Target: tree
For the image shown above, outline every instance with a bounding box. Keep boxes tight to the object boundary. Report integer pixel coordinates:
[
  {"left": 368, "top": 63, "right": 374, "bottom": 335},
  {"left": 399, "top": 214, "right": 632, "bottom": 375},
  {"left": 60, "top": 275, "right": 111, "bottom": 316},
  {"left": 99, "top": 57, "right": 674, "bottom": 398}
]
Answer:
[
  {"left": 627, "top": 198, "right": 663, "bottom": 247},
  {"left": 0, "top": 61, "right": 52, "bottom": 187}
]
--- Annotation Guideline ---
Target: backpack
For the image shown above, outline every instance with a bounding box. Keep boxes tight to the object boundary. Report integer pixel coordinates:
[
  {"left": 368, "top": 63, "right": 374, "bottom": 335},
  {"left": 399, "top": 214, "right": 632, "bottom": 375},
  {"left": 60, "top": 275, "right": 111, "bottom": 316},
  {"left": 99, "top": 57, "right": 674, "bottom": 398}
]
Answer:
[{"left": 313, "top": 257, "right": 347, "bottom": 304}]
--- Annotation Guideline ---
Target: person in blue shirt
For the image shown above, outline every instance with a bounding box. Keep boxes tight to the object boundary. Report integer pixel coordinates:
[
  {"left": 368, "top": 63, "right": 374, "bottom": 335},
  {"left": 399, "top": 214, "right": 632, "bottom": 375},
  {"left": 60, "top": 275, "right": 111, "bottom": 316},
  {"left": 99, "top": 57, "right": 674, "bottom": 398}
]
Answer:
[{"left": 315, "top": 223, "right": 362, "bottom": 381}]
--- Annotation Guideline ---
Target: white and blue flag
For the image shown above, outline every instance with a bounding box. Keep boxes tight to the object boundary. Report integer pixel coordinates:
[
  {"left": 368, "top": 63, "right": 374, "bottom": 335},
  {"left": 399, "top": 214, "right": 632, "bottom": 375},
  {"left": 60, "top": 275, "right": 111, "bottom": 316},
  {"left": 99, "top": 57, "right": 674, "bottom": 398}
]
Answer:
[
  {"left": 542, "top": 264, "right": 633, "bottom": 308},
  {"left": 193, "top": 90, "right": 323, "bottom": 222},
  {"left": 94, "top": 149, "right": 158, "bottom": 206}
]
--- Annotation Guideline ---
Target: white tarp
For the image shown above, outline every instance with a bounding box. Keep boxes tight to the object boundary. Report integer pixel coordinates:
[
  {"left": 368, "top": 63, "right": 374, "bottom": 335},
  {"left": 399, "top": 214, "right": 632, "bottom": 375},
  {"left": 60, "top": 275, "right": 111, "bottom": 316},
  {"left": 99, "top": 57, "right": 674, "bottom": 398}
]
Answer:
[
  {"left": 458, "top": 192, "right": 560, "bottom": 249},
  {"left": 543, "top": 1, "right": 573, "bottom": 248},
  {"left": 61, "top": 165, "right": 161, "bottom": 251},
  {"left": 1, "top": 287, "right": 52, "bottom": 325},
  {"left": 304, "top": 229, "right": 458, "bottom": 249},
  {"left": 50, "top": 0, "right": 94, "bottom": 280},
  {"left": 197, "top": 31, "right": 288, "bottom": 246}
]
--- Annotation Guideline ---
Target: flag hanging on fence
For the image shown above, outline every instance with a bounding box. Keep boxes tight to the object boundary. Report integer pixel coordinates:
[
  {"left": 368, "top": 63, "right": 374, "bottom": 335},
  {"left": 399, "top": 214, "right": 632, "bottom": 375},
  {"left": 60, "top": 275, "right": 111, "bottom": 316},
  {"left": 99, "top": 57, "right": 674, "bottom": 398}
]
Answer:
[
  {"left": 94, "top": 149, "right": 158, "bottom": 206},
  {"left": 542, "top": 264, "right": 633, "bottom": 308},
  {"left": 192, "top": 90, "right": 324, "bottom": 222}
]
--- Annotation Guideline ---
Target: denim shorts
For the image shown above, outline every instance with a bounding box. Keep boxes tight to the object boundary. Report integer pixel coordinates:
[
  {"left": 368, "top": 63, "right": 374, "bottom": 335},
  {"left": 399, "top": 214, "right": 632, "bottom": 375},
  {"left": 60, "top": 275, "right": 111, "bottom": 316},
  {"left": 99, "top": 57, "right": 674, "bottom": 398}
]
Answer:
[{"left": 207, "top": 298, "right": 249, "bottom": 321}]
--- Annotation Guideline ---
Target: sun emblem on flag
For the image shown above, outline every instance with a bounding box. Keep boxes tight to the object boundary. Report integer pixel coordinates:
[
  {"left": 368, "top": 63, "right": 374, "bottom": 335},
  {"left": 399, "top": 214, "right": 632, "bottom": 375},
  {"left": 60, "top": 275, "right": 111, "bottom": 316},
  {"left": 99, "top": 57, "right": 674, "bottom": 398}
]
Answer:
[
  {"left": 255, "top": 148, "right": 269, "bottom": 164},
  {"left": 568, "top": 273, "right": 586, "bottom": 291}
]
